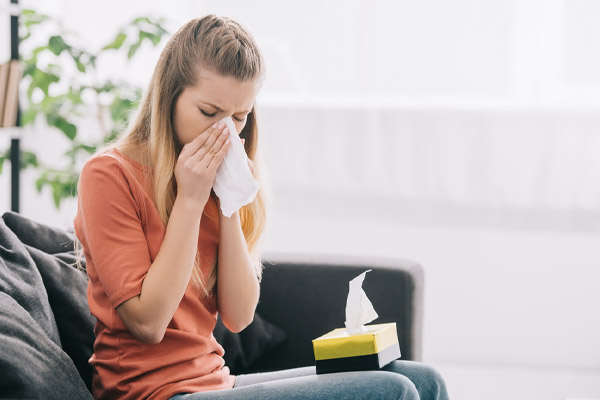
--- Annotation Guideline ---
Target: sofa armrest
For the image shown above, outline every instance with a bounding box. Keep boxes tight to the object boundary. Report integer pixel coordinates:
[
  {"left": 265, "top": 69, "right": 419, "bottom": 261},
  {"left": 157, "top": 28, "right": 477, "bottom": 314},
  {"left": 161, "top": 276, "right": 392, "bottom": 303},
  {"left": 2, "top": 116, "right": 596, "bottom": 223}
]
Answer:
[{"left": 252, "top": 252, "right": 424, "bottom": 372}]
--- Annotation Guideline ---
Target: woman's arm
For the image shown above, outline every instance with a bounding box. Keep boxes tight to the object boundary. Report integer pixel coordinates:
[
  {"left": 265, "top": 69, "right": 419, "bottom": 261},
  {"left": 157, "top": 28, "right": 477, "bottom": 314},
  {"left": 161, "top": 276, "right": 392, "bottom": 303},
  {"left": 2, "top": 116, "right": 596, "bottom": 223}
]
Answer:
[
  {"left": 115, "top": 196, "right": 203, "bottom": 344},
  {"left": 115, "top": 122, "right": 231, "bottom": 344},
  {"left": 216, "top": 210, "right": 260, "bottom": 333}
]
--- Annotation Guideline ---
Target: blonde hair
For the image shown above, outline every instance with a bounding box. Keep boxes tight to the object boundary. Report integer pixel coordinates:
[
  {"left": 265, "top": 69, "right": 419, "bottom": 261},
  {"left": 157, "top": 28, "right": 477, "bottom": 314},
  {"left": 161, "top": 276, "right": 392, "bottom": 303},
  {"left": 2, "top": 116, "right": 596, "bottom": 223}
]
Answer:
[{"left": 97, "top": 15, "right": 268, "bottom": 297}]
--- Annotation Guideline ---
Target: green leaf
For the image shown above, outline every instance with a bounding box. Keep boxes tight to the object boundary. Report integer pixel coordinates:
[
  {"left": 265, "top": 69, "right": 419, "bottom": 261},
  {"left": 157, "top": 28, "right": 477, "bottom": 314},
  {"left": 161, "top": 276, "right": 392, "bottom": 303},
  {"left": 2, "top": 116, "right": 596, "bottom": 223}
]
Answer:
[
  {"left": 66, "top": 143, "right": 97, "bottom": 158},
  {"left": 41, "top": 98, "right": 60, "bottom": 115},
  {"left": 103, "top": 32, "right": 127, "bottom": 50},
  {"left": 22, "top": 59, "right": 37, "bottom": 77},
  {"left": 0, "top": 155, "right": 7, "bottom": 174},
  {"left": 110, "top": 96, "right": 136, "bottom": 121},
  {"left": 31, "top": 69, "right": 60, "bottom": 96},
  {"left": 48, "top": 35, "right": 69, "bottom": 56},
  {"left": 127, "top": 39, "right": 142, "bottom": 59},
  {"left": 0, "top": 148, "right": 11, "bottom": 174},
  {"left": 36, "top": 170, "right": 78, "bottom": 209},
  {"left": 50, "top": 181, "right": 62, "bottom": 208},
  {"left": 132, "top": 17, "right": 152, "bottom": 25},
  {"left": 22, "top": 10, "right": 50, "bottom": 28},
  {"left": 156, "top": 23, "right": 168, "bottom": 35},
  {"left": 74, "top": 56, "right": 86, "bottom": 73},
  {"left": 139, "top": 30, "right": 161, "bottom": 46},
  {"left": 57, "top": 119, "right": 77, "bottom": 141},
  {"left": 21, "top": 151, "right": 39, "bottom": 169},
  {"left": 81, "top": 144, "right": 97, "bottom": 154},
  {"left": 35, "top": 174, "right": 46, "bottom": 192},
  {"left": 48, "top": 115, "right": 77, "bottom": 140},
  {"left": 32, "top": 45, "right": 48, "bottom": 57},
  {"left": 104, "top": 129, "right": 120, "bottom": 145},
  {"left": 67, "top": 89, "right": 83, "bottom": 105},
  {"left": 96, "top": 81, "right": 118, "bottom": 93},
  {"left": 27, "top": 85, "right": 35, "bottom": 101},
  {"left": 21, "top": 109, "right": 37, "bottom": 125}
]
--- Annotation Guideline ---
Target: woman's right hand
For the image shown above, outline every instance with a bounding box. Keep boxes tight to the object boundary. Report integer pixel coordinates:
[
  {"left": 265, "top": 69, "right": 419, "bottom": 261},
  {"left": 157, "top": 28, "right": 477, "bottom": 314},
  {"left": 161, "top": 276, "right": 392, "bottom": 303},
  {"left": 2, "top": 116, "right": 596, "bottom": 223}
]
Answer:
[{"left": 174, "top": 121, "right": 231, "bottom": 208}]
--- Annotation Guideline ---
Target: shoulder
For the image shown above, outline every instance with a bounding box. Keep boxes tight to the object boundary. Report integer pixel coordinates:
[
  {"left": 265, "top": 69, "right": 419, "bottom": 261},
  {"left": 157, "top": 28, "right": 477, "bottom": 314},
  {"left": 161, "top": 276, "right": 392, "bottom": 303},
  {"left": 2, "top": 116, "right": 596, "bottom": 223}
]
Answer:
[
  {"left": 77, "top": 149, "right": 147, "bottom": 221},
  {"left": 81, "top": 149, "right": 125, "bottom": 173},
  {"left": 80, "top": 149, "right": 141, "bottom": 184},
  {"left": 78, "top": 149, "right": 141, "bottom": 197}
]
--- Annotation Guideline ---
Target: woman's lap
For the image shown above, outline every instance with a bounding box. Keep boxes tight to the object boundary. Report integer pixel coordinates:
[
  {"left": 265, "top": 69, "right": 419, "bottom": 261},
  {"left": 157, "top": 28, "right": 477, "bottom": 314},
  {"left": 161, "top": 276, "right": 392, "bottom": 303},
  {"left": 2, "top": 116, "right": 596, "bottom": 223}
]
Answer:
[{"left": 170, "top": 360, "right": 448, "bottom": 400}]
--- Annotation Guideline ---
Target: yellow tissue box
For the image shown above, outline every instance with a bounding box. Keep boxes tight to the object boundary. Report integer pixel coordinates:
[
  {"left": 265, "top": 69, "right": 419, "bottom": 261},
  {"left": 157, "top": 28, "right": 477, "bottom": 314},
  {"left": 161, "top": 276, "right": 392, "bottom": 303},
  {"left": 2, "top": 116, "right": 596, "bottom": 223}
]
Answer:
[{"left": 312, "top": 323, "right": 401, "bottom": 374}]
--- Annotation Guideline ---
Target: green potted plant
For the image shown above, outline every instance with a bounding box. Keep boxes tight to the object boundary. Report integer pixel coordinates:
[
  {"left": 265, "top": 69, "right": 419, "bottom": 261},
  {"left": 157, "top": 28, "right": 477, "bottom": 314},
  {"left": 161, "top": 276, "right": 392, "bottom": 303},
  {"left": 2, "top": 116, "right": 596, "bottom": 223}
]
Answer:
[{"left": 0, "top": 9, "right": 169, "bottom": 208}]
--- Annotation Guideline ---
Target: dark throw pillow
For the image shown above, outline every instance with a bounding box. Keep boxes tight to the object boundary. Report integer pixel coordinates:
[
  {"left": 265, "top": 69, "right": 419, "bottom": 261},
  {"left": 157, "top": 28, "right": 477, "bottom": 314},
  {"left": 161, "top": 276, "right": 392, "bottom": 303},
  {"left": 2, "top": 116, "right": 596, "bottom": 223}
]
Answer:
[
  {"left": 213, "top": 313, "right": 286, "bottom": 375},
  {"left": 0, "top": 292, "right": 93, "bottom": 399},
  {"left": 0, "top": 218, "right": 61, "bottom": 346},
  {"left": 25, "top": 245, "right": 95, "bottom": 392},
  {"left": 2, "top": 211, "right": 76, "bottom": 255},
  {"left": 2, "top": 211, "right": 95, "bottom": 392}
]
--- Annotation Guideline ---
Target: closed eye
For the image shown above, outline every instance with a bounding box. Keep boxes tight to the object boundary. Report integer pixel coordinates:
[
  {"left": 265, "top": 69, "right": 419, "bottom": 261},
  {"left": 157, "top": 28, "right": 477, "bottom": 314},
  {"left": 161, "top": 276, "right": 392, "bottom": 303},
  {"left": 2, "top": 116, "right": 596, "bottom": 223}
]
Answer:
[
  {"left": 200, "top": 107, "right": 248, "bottom": 123},
  {"left": 199, "top": 108, "right": 217, "bottom": 118}
]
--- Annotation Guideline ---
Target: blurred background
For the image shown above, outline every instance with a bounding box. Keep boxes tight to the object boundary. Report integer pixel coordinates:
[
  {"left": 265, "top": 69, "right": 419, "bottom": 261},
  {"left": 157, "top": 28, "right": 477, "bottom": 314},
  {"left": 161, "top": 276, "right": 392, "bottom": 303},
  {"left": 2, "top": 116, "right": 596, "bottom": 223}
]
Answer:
[{"left": 1, "top": 1, "right": 600, "bottom": 399}]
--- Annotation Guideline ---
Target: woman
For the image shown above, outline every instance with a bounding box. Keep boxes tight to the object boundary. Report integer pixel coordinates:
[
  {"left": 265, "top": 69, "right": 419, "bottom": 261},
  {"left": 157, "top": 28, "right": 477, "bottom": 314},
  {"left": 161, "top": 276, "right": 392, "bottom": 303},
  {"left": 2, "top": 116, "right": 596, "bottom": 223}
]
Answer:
[{"left": 74, "top": 15, "right": 449, "bottom": 400}]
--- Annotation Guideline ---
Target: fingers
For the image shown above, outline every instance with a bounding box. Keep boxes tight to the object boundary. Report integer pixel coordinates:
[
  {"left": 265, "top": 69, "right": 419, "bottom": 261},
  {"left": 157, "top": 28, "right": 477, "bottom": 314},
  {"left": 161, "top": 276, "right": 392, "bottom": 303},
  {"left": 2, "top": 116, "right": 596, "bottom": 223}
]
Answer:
[
  {"left": 181, "top": 121, "right": 226, "bottom": 160},
  {"left": 195, "top": 126, "right": 230, "bottom": 169},
  {"left": 207, "top": 136, "right": 231, "bottom": 171}
]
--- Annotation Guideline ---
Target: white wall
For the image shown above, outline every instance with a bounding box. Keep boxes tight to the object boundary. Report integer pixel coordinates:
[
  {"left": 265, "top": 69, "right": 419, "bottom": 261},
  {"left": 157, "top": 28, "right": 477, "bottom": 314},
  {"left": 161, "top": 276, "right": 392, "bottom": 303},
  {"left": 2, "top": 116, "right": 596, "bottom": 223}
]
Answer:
[{"left": 1, "top": 0, "right": 600, "bottom": 396}]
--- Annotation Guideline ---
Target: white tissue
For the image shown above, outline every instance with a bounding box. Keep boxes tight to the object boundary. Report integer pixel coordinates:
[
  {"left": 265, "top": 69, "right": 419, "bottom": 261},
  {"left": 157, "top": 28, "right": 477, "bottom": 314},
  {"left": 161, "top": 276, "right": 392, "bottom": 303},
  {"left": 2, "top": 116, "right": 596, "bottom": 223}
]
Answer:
[
  {"left": 344, "top": 269, "right": 379, "bottom": 334},
  {"left": 213, "top": 116, "right": 261, "bottom": 217}
]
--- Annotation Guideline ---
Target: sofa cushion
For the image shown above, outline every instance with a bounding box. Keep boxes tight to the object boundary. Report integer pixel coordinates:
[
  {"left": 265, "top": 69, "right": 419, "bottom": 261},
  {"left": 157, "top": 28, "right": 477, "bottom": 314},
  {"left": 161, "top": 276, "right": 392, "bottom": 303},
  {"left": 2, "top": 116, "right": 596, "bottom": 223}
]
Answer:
[
  {"left": 0, "top": 291, "right": 92, "bottom": 399},
  {"left": 3, "top": 211, "right": 76, "bottom": 255},
  {"left": 3, "top": 211, "right": 95, "bottom": 391},
  {"left": 213, "top": 312, "right": 286, "bottom": 374},
  {"left": 0, "top": 217, "right": 60, "bottom": 346},
  {"left": 25, "top": 245, "right": 95, "bottom": 391}
]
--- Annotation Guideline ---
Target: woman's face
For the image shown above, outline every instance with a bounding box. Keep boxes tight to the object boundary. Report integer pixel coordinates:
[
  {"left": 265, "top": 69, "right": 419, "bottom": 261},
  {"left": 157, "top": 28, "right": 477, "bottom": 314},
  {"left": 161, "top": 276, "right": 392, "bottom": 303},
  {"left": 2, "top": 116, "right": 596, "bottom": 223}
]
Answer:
[{"left": 172, "top": 68, "right": 260, "bottom": 146}]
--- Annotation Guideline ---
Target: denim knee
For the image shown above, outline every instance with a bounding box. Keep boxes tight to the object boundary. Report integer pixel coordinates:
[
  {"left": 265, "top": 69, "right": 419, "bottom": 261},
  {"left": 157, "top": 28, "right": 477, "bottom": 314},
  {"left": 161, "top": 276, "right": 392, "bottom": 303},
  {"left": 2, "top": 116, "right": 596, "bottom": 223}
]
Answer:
[
  {"left": 418, "top": 364, "right": 447, "bottom": 399},
  {"left": 382, "top": 361, "right": 449, "bottom": 400},
  {"left": 368, "top": 371, "right": 420, "bottom": 400}
]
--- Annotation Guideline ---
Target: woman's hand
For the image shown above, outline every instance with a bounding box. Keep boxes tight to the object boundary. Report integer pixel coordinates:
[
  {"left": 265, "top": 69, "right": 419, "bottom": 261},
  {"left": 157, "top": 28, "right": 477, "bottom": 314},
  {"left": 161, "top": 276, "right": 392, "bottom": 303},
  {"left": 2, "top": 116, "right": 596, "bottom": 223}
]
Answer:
[{"left": 175, "top": 121, "right": 231, "bottom": 207}]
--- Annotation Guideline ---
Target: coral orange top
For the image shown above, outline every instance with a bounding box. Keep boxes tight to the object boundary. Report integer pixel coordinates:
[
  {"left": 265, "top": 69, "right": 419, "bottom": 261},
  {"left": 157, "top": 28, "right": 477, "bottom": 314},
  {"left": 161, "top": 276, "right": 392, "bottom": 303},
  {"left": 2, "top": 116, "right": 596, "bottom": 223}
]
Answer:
[{"left": 73, "top": 148, "right": 235, "bottom": 400}]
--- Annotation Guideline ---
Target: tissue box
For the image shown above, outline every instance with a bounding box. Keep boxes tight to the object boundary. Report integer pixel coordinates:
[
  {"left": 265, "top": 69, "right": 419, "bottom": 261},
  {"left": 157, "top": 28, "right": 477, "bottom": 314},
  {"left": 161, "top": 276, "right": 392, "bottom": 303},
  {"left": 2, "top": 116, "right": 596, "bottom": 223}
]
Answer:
[{"left": 312, "top": 323, "right": 401, "bottom": 374}]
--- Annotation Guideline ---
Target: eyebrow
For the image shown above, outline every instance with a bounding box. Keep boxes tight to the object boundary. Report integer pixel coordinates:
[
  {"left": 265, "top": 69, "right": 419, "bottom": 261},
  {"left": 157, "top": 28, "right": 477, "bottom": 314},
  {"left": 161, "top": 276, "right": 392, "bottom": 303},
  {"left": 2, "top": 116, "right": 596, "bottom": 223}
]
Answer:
[{"left": 199, "top": 101, "right": 252, "bottom": 115}]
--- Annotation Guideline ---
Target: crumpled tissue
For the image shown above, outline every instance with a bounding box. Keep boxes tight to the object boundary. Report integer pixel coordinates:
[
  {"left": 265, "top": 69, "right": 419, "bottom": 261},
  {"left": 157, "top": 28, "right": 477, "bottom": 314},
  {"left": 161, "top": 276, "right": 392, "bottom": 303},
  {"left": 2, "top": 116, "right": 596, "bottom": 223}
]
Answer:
[
  {"left": 213, "top": 116, "right": 260, "bottom": 217},
  {"left": 345, "top": 269, "right": 379, "bottom": 334}
]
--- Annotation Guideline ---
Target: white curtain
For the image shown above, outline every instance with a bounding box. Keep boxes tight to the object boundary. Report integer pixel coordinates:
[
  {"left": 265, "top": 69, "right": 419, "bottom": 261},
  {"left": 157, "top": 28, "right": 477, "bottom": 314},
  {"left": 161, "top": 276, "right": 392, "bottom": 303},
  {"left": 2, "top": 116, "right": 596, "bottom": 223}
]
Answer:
[{"left": 258, "top": 103, "right": 600, "bottom": 232}]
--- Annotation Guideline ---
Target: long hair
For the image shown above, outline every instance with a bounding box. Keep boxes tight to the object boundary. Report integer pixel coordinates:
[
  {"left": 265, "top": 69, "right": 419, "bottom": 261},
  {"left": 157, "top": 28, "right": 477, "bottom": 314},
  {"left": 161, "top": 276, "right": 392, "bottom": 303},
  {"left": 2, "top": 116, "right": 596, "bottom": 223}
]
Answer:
[{"left": 100, "top": 15, "right": 268, "bottom": 297}]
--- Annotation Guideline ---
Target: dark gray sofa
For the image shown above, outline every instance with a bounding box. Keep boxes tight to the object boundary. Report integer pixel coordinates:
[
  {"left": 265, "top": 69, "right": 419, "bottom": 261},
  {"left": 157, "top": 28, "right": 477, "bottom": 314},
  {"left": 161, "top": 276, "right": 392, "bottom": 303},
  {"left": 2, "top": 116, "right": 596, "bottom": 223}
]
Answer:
[
  {"left": 0, "top": 211, "right": 423, "bottom": 399},
  {"left": 255, "top": 253, "right": 423, "bottom": 372}
]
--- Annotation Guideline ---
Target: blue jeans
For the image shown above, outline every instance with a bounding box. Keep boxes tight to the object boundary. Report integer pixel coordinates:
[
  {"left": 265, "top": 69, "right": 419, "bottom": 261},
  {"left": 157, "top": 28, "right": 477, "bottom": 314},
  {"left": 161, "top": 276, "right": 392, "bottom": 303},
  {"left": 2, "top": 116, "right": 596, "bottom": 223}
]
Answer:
[{"left": 169, "top": 360, "right": 449, "bottom": 400}]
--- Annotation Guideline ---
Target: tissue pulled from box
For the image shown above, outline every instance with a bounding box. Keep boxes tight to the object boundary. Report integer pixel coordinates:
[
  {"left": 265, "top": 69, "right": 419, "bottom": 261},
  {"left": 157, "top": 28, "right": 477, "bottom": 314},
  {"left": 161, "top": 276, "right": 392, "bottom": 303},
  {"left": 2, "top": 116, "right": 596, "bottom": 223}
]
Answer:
[
  {"left": 212, "top": 116, "right": 260, "bottom": 217},
  {"left": 345, "top": 269, "right": 379, "bottom": 334}
]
